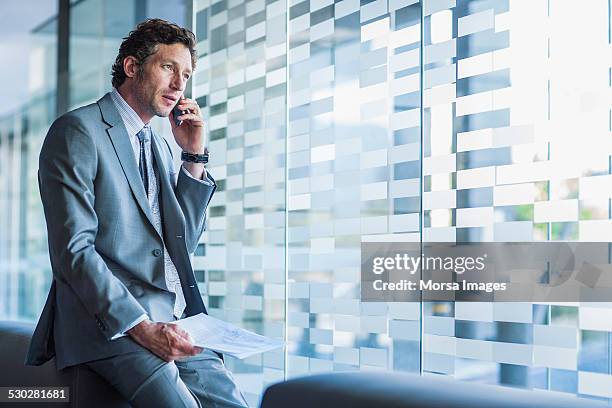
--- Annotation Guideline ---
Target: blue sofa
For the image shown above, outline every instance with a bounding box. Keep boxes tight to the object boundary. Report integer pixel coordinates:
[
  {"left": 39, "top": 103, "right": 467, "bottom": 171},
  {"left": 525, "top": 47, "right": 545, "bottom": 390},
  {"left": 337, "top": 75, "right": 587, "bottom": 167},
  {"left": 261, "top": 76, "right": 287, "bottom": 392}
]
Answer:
[
  {"left": 260, "top": 371, "right": 609, "bottom": 408},
  {"left": 0, "top": 321, "right": 129, "bottom": 407}
]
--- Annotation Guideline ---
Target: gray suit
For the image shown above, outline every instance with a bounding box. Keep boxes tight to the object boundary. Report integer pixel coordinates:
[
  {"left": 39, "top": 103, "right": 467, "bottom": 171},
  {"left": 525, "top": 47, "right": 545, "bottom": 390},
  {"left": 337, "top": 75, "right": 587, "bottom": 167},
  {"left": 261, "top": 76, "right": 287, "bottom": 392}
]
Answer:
[
  {"left": 27, "top": 92, "right": 215, "bottom": 370},
  {"left": 22, "top": 92, "right": 252, "bottom": 407}
]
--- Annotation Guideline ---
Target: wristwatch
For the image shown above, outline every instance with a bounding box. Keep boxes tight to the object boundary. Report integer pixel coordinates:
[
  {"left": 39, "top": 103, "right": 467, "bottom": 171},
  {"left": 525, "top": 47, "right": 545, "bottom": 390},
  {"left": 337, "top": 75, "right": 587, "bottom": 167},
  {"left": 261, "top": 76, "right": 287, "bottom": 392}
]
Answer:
[{"left": 181, "top": 149, "right": 209, "bottom": 164}]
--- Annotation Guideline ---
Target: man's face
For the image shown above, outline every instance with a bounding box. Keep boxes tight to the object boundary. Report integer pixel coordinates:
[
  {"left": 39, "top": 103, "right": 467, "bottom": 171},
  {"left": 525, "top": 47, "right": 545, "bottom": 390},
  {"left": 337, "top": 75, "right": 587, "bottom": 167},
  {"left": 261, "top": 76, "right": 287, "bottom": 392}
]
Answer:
[{"left": 133, "top": 43, "right": 193, "bottom": 119}]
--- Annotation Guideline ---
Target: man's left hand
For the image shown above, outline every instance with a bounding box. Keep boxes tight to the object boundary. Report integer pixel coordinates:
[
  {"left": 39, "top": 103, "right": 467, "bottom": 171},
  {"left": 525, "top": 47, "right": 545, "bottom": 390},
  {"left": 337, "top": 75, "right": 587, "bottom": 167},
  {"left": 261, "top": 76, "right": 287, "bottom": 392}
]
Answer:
[{"left": 170, "top": 97, "right": 206, "bottom": 154}]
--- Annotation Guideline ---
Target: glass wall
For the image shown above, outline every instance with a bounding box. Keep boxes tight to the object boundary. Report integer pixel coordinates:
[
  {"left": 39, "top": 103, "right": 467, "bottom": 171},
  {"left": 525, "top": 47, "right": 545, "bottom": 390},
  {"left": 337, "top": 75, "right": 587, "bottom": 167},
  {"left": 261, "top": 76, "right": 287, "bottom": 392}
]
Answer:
[
  {"left": 193, "top": 0, "right": 612, "bottom": 404},
  {"left": 0, "top": 1, "right": 58, "bottom": 321},
  {"left": 192, "top": 0, "right": 288, "bottom": 402},
  {"left": 284, "top": 0, "right": 423, "bottom": 379},
  {"left": 2, "top": 0, "right": 612, "bottom": 406},
  {"left": 424, "top": 0, "right": 611, "bottom": 399},
  {"left": 420, "top": 0, "right": 612, "bottom": 400}
]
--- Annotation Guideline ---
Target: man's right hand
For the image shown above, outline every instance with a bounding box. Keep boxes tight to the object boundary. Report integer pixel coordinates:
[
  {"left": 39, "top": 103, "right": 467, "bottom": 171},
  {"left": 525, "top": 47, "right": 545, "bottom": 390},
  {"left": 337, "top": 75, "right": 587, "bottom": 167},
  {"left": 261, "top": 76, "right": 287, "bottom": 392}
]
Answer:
[{"left": 128, "top": 320, "right": 202, "bottom": 362}]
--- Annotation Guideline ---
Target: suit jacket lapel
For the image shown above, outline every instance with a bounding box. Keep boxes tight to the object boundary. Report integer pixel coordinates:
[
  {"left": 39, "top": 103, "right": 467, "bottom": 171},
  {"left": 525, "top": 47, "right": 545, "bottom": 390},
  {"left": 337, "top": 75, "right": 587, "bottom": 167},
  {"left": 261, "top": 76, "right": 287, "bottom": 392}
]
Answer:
[
  {"left": 97, "top": 93, "right": 158, "bottom": 234},
  {"left": 150, "top": 134, "right": 185, "bottom": 237},
  {"left": 151, "top": 134, "right": 207, "bottom": 316}
]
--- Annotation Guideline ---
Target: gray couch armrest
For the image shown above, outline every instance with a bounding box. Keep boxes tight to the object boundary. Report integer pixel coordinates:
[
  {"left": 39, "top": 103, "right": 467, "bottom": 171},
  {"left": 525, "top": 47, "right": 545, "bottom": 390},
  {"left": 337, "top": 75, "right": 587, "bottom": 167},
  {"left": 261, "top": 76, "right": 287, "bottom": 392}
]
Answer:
[{"left": 261, "top": 372, "right": 607, "bottom": 408}]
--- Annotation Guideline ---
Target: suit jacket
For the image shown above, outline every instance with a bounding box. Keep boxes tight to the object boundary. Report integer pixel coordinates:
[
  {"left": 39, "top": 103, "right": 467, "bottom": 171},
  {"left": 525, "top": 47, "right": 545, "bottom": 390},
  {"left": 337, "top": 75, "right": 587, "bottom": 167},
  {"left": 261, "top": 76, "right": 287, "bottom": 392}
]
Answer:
[{"left": 26, "top": 93, "right": 215, "bottom": 370}]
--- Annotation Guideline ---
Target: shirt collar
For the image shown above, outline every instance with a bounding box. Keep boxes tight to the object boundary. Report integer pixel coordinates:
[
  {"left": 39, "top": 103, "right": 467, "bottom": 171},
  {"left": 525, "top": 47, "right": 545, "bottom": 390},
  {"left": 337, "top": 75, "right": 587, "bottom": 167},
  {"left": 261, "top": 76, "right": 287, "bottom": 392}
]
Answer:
[{"left": 110, "top": 88, "right": 149, "bottom": 137}]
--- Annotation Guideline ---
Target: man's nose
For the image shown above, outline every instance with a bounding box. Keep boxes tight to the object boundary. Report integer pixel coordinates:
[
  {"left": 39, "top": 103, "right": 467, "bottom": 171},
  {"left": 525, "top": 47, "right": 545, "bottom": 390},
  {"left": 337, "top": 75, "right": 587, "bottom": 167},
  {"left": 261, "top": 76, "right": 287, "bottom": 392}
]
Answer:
[{"left": 170, "top": 73, "right": 186, "bottom": 91}]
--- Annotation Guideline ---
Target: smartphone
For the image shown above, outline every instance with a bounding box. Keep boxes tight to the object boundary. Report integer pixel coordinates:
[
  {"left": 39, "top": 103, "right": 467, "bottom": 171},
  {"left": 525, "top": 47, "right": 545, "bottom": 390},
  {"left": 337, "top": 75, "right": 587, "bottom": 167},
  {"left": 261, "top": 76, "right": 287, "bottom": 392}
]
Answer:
[{"left": 173, "top": 99, "right": 185, "bottom": 126}]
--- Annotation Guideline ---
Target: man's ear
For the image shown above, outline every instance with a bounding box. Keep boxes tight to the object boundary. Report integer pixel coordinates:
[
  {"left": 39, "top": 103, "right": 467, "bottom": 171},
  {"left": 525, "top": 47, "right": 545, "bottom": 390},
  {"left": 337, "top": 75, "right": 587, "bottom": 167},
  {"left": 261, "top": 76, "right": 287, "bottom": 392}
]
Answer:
[{"left": 123, "top": 56, "right": 139, "bottom": 79}]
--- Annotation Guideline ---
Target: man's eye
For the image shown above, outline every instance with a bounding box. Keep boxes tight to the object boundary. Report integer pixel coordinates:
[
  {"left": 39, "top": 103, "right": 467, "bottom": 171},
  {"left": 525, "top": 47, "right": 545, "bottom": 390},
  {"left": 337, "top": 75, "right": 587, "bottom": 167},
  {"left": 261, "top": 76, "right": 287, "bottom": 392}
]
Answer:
[{"left": 164, "top": 65, "right": 173, "bottom": 70}]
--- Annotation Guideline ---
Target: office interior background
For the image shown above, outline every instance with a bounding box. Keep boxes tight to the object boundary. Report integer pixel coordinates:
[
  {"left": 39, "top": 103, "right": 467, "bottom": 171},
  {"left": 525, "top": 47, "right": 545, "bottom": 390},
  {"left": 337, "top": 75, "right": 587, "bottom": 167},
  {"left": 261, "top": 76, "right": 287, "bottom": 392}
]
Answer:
[{"left": 1, "top": 0, "right": 611, "bottom": 405}]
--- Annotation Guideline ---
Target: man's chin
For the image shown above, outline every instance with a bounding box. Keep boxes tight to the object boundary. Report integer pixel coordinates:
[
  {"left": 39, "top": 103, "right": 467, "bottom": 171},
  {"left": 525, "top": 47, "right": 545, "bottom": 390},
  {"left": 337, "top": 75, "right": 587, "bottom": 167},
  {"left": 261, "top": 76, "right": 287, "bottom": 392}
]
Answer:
[{"left": 154, "top": 108, "right": 172, "bottom": 118}]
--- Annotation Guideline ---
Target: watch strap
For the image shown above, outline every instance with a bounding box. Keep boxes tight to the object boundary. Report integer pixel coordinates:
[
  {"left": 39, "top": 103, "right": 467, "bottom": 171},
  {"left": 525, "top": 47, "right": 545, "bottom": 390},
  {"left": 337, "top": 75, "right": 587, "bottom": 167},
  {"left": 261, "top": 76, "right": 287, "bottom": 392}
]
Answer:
[{"left": 181, "top": 150, "right": 209, "bottom": 164}]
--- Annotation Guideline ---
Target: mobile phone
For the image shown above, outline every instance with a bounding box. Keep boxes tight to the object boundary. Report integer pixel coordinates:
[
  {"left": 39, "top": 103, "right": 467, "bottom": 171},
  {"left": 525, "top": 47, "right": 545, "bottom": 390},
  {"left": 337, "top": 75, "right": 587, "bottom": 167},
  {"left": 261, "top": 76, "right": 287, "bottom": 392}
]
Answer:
[{"left": 173, "top": 99, "right": 184, "bottom": 126}]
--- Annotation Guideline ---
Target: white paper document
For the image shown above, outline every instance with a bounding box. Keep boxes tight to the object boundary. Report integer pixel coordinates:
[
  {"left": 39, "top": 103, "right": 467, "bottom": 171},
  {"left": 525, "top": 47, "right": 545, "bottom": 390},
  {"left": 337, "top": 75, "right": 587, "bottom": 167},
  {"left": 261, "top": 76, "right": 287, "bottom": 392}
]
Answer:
[{"left": 174, "top": 313, "right": 284, "bottom": 359}]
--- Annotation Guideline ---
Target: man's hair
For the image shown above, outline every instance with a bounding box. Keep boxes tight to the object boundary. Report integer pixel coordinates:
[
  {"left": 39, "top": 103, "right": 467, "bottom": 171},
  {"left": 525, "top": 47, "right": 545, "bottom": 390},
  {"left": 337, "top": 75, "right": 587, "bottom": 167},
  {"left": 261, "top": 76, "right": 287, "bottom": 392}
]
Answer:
[{"left": 111, "top": 18, "right": 197, "bottom": 88}]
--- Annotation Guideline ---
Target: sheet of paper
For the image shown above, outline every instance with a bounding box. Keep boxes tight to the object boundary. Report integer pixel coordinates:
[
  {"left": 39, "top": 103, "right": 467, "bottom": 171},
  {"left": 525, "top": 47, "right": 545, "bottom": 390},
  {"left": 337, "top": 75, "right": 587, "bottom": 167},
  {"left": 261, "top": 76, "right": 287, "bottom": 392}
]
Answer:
[{"left": 173, "top": 313, "right": 284, "bottom": 359}]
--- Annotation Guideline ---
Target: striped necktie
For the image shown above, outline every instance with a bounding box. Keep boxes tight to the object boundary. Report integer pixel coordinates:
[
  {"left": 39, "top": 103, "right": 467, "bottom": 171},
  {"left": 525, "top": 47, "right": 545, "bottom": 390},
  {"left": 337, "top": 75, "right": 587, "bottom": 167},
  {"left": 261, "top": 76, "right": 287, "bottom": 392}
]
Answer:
[{"left": 136, "top": 126, "right": 150, "bottom": 197}]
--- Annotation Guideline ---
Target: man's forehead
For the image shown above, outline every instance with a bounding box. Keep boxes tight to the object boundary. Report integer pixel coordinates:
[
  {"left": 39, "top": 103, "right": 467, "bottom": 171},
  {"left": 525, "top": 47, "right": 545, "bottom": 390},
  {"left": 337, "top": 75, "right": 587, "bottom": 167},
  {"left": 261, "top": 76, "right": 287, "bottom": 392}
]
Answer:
[{"left": 150, "top": 43, "right": 192, "bottom": 66}]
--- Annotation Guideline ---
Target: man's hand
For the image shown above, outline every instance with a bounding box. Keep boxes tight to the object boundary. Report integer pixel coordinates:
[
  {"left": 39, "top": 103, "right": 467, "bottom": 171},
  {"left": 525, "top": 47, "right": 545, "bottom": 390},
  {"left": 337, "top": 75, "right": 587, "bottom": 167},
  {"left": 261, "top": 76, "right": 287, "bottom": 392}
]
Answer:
[
  {"left": 170, "top": 96, "right": 207, "bottom": 180},
  {"left": 170, "top": 97, "right": 205, "bottom": 154},
  {"left": 128, "top": 319, "right": 202, "bottom": 362}
]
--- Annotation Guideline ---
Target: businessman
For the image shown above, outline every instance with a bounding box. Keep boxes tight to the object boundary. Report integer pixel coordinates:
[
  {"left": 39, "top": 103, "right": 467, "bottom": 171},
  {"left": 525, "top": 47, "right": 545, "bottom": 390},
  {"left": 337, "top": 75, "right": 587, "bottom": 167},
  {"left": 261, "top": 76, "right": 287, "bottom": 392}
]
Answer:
[{"left": 26, "top": 19, "right": 248, "bottom": 407}]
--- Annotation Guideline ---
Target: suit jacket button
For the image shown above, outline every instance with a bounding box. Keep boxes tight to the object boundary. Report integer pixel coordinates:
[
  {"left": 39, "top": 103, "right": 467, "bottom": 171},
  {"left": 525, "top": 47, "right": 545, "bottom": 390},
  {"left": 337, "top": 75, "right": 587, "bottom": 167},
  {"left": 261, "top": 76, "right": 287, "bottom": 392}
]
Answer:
[{"left": 152, "top": 249, "right": 162, "bottom": 257}]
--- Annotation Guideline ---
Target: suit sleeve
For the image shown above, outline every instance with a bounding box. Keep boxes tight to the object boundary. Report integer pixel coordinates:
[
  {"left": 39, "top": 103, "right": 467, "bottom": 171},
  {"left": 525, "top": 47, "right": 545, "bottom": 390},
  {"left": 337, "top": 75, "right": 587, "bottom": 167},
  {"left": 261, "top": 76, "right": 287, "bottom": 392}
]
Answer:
[
  {"left": 174, "top": 166, "right": 216, "bottom": 254},
  {"left": 39, "top": 114, "right": 147, "bottom": 340}
]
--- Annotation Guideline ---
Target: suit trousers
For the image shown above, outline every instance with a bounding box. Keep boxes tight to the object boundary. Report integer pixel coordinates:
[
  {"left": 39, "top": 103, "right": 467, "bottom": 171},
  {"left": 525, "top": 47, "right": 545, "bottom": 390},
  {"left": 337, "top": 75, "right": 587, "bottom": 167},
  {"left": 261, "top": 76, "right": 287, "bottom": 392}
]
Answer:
[{"left": 85, "top": 347, "right": 249, "bottom": 408}]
